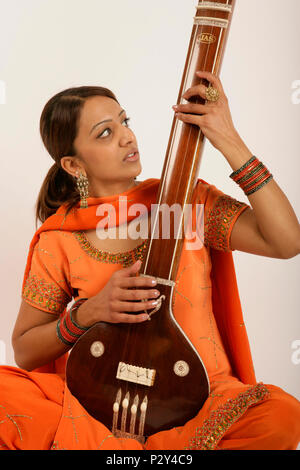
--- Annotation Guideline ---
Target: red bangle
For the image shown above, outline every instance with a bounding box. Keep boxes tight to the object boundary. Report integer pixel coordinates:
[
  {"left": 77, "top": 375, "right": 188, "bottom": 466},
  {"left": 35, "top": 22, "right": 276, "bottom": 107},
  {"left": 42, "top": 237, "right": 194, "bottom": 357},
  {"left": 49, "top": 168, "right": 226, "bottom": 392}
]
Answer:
[
  {"left": 234, "top": 162, "right": 264, "bottom": 185},
  {"left": 240, "top": 168, "right": 270, "bottom": 190},
  {"left": 230, "top": 156, "right": 273, "bottom": 197},
  {"left": 230, "top": 156, "right": 260, "bottom": 181},
  {"left": 233, "top": 161, "right": 261, "bottom": 183},
  {"left": 56, "top": 298, "right": 89, "bottom": 346},
  {"left": 244, "top": 173, "right": 273, "bottom": 194},
  {"left": 244, "top": 174, "right": 273, "bottom": 196}
]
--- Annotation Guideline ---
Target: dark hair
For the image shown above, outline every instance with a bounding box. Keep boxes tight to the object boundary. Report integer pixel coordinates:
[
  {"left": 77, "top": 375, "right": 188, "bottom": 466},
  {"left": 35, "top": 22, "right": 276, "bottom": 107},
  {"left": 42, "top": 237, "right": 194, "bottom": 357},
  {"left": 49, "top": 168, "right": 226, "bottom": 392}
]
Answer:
[{"left": 35, "top": 86, "right": 119, "bottom": 229}]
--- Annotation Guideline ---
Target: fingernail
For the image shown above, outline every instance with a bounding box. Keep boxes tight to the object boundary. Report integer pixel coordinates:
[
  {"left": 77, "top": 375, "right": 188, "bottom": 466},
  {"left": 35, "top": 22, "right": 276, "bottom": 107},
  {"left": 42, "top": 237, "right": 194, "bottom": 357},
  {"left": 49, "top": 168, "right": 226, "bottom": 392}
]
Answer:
[
  {"left": 173, "top": 105, "right": 178, "bottom": 110},
  {"left": 151, "top": 279, "right": 157, "bottom": 285}
]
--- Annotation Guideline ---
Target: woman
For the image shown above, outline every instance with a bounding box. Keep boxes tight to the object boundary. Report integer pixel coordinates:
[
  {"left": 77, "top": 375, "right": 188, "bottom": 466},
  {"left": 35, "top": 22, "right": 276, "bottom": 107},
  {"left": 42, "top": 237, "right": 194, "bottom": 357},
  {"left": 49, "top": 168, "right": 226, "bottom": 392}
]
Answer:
[{"left": 1, "top": 72, "right": 300, "bottom": 450}]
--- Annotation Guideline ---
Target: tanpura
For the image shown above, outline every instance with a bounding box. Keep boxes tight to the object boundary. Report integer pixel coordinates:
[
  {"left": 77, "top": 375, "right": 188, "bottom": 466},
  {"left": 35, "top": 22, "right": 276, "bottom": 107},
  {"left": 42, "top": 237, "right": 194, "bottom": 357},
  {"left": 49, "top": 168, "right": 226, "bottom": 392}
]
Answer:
[{"left": 66, "top": 0, "right": 236, "bottom": 444}]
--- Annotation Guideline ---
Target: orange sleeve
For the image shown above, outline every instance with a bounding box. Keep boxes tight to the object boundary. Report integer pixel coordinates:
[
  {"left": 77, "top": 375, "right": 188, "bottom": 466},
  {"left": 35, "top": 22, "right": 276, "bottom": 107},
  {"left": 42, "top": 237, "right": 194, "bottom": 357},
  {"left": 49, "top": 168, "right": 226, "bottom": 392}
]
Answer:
[
  {"left": 22, "top": 230, "right": 73, "bottom": 315},
  {"left": 194, "top": 180, "right": 251, "bottom": 252}
]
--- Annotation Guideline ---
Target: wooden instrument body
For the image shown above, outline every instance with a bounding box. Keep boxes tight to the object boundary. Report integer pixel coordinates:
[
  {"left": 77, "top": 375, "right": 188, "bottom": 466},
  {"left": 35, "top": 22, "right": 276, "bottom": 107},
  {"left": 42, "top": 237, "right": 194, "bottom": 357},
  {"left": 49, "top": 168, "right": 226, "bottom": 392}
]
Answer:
[
  {"left": 67, "top": 284, "right": 209, "bottom": 441},
  {"left": 67, "top": 0, "right": 236, "bottom": 442}
]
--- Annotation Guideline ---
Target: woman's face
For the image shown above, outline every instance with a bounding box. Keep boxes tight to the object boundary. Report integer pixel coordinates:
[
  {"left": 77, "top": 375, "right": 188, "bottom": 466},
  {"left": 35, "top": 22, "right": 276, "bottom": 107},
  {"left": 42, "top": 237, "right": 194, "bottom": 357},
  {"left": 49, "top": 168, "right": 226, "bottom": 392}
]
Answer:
[{"left": 62, "top": 95, "right": 142, "bottom": 197}]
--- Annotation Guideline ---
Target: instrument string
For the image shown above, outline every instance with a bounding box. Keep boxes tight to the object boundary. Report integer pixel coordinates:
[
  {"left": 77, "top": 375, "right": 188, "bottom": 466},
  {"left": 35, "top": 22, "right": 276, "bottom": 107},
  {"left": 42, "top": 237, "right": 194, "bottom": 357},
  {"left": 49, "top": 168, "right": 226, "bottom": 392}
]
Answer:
[
  {"left": 119, "top": 0, "right": 230, "bottom": 437},
  {"left": 127, "top": 4, "right": 216, "bottom": 425},
  {"left": 140, "top": 0, "right": 231, "bottom": 424}
]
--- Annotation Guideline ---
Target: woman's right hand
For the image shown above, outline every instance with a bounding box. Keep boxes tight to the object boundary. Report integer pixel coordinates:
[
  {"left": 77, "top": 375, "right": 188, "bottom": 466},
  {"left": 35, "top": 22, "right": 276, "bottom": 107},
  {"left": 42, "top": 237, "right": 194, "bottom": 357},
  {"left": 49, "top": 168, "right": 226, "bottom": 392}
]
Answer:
[{"left": 74, "top": 260, "right": 160, "bottom": 327}]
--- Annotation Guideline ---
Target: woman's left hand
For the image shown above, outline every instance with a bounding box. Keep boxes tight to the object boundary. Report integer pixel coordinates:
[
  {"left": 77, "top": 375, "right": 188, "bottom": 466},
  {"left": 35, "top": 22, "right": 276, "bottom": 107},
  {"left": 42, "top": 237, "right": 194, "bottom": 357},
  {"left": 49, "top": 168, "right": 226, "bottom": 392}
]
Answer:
[{"left": 173, "top": 70, "right": 242, "bottom": 155}]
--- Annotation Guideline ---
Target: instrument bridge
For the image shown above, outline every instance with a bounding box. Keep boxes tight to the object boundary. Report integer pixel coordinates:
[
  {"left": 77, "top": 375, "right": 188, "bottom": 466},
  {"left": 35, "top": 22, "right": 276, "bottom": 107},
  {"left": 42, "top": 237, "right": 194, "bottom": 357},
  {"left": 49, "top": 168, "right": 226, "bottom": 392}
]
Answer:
[{"left": 116, "top": 361, "right": 156, "bottom": 387}]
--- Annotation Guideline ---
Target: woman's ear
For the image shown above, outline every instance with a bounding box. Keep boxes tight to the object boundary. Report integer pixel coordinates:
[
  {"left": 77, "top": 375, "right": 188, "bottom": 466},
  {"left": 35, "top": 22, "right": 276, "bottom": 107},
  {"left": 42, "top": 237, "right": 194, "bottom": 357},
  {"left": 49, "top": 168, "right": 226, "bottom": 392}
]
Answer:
[{"left": 60, "top": 156, "right": 85, "bottom": 179}]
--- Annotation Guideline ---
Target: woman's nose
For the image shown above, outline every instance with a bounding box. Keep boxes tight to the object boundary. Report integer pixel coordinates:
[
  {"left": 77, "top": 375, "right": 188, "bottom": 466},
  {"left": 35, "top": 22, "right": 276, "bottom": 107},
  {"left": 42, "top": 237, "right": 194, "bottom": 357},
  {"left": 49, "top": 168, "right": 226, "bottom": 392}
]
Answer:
[{"left": 120, "top": 127, "right": 134, "bottom": 145}]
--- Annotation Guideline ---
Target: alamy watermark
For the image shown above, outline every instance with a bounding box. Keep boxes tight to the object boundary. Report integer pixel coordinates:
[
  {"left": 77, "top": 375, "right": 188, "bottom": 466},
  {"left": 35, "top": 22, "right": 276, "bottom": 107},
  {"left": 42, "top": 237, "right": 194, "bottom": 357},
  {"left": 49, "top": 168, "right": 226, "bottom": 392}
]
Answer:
[
  {"left": 0, "top": 340, "right": 6, "bottom": 365},
  {"left": 291, "top": 340, "right": 300, "bottom": 365},
  {"left": 95, "top": 197, "right": 205, "bottom": 251},
  {"left": 291, "top": 80, "right": 300, "bottom": 104},
  {"left": 0, "top": 80, "right": 6, "bottom": 104}
]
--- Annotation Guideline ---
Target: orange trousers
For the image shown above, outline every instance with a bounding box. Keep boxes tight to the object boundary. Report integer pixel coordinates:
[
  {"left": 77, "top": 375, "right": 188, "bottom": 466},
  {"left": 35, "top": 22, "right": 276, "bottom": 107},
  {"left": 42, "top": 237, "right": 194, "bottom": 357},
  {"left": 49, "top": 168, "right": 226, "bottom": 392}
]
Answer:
[{"left": 0, "top": 366, "right": 300, "bottom": 450}]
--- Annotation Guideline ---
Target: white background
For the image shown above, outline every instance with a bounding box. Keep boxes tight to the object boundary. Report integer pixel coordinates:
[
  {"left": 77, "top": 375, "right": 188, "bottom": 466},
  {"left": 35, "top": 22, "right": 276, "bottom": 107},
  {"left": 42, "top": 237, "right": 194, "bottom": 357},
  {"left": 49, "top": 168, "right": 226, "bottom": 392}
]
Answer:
[{"left": 0, "top": 0, "right": 299, "bottom": 400}]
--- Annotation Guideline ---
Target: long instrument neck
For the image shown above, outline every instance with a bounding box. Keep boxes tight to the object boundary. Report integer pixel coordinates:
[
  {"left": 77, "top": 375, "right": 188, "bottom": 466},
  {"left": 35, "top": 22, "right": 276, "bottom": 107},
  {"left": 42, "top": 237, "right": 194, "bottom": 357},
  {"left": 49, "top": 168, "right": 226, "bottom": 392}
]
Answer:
[{"left": 141, "top": 0, "right": 236, "bottom": 283}]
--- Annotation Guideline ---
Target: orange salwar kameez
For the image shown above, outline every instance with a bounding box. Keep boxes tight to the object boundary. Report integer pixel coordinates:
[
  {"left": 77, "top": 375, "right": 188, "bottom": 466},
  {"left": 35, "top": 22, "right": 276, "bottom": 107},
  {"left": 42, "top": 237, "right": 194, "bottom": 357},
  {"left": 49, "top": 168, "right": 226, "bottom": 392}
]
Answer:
[{"left": 1, "top": 178, "right": 299, "bottom": 450}]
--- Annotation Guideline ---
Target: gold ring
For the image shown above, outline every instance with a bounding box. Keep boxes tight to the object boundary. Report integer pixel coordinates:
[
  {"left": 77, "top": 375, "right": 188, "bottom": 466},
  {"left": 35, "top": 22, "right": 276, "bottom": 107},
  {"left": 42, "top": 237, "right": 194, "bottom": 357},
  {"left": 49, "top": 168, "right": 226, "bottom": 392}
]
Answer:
[{"left": 205, "top": 86, "right": 220, "bottom": 102}]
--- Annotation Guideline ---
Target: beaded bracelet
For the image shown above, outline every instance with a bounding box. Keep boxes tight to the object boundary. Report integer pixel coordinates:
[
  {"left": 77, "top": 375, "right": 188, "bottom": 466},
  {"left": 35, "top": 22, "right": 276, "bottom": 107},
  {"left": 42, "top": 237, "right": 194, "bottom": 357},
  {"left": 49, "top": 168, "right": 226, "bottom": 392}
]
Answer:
[
  {"left": 56, "top": 298, "right": 89, "bottom": 347},
  {"left": 230, "top": 156, "right": 273, "bottom": 196}
]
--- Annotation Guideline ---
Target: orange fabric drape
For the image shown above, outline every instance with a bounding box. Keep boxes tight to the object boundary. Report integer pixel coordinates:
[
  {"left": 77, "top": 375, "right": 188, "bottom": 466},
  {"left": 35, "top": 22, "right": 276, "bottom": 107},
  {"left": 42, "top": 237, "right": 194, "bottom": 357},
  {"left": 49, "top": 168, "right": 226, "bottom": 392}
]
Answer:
[
  {"left": 21, "top": 178, "right": 255, "bottom": 383},
  {"left": 1, "top": 178, "right": 299, "bottom": 450}
]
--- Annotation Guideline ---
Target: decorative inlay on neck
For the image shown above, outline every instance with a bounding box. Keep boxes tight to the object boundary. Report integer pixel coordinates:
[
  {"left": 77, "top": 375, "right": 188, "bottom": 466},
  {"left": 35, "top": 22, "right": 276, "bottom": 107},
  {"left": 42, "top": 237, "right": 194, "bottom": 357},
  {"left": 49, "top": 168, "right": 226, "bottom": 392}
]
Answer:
[
  {"left": 193, "top": 16, "right": 229, "bottom": 28},
  {"left": 196, "top": 2, "right": 232, "bottom": 13},
  {"left": 72, "top": 231, "right": 148, "bottom": 267}
]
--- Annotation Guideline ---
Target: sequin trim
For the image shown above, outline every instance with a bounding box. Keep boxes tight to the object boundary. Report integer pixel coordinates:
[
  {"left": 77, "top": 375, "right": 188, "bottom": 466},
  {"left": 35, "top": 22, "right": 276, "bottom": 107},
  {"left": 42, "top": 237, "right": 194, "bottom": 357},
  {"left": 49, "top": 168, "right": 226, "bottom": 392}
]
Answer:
[
  {"left": 51, "top": 441, "right": 67, "bottom": 450},
  {"left": 184, "top": 382, "right": 270, "bottom": 450},
  {"left": 22, "top": 273, "right": 71, "bottom": 314},
  {"left": 73, "top": 231, "right": 148, "bottom": 268},
  {"left": 204, "top": 195, "right": 248, "bottom": 252}
]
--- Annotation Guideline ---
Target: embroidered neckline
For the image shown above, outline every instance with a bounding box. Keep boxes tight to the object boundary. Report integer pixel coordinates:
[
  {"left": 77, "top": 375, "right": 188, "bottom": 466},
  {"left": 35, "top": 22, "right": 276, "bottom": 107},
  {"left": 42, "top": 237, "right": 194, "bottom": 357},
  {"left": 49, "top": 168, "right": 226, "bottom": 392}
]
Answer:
[{"left": 73, "top": 231, "right": 148, "bottom": 267}]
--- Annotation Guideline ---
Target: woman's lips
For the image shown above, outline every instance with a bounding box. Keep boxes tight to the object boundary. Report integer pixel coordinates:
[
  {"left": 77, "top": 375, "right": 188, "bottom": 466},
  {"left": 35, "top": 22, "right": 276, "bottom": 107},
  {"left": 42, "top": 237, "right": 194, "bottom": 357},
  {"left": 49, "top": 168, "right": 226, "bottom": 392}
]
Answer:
[{"left": 124, "top": 152, "right": 139, "bottom": 162}]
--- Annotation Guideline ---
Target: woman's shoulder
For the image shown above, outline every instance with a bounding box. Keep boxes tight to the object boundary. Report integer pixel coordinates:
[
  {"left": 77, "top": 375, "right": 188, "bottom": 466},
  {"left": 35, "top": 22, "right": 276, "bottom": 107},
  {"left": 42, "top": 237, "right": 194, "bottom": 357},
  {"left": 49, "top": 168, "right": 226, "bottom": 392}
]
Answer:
[
  {"left": 37, "top": 229, "right": 77, "bottom": 254},
  {"left": 192, "top": 178, "right": 212, "bottom": 203}
]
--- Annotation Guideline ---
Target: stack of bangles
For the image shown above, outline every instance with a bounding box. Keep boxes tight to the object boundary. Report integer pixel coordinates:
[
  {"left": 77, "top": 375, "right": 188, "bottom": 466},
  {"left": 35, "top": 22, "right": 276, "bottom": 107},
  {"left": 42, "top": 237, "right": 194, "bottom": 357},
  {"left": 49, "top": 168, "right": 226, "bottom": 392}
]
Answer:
[
  {"left": 56, "top": 297, "right": 89, "bottom": 347},
  {"left": 229, "top": 156, "right": 273, "bottom": 196}
]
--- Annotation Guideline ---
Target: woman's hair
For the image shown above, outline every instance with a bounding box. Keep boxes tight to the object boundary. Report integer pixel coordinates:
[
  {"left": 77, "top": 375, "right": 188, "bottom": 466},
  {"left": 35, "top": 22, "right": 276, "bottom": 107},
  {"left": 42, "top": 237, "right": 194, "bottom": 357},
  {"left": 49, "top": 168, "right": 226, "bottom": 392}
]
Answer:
[{"left": 35, "top": 86, "right": 119, "bottom": 229}]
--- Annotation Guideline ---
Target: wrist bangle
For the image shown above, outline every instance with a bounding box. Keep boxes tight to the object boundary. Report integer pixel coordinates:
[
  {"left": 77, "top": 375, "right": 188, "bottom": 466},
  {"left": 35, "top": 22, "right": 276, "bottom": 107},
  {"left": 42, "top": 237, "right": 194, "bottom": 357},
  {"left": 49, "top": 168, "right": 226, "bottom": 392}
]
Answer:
[
  {"left": 230, "top": 156, "right": 273, "bottom": 196},
  {"left": 229, "top": 156, "right": 257, "bottom": 180},
  {"left": 56, "top": 298, "right": 89, "bottom": 347},
  {"left": 69, "top": 298, "right": 90, "bottom": 332},
  {"left": 56, "top": 317, "right": 74, "bottom": 347}
]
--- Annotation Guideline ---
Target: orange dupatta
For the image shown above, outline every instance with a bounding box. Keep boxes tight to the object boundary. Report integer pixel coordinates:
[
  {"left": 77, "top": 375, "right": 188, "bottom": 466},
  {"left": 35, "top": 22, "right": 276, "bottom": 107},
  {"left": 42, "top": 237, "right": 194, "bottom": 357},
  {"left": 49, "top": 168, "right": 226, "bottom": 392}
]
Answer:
[{"left": 21, "top": 178, "right": 256, "bottom": 385}]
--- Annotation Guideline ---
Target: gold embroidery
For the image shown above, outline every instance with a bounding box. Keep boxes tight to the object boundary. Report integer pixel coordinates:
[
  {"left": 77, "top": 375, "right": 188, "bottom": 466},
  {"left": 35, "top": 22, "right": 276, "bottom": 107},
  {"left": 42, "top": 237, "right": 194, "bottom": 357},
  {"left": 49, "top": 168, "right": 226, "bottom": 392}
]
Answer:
[
  {"left": 173, "top": 288, "right": 193, "bottom": 308},
  {"left": 51, "top": 441, "right": 68, "bottom": 450},
  {"left": 52, "top": 230, "right": 74, "bottom": 239},
  {"left": 194, "top": 256, "right": 219, "bottom": 369},
  {"left": 0, "top": 404, "right": 32, "bottom": 442},
  {"left": 63, "top": 403, "right": 88, "bottom": 444},
  {"left": 73, "top": 231, "right": 148, "bottom": 267},
  {"left": 203, "top": 309, "right": 218, "bottom": 369},
  {"left": 22, "top": 273, "right": 71, "bottom": 314},
  {"left": 36, "top": 246, "right": 54, "bottom": 258},
  {"left": 59, "top": 208, "right": 76, "bottom": 230},
  {"left": 204, "top": 196, "right": 248, "bottom": 252},
  {"left": 184, "top": 383, "right": 270, "bottom": 450},
  {"left": 69, "top": 255, "right": 84, "bottom": 265},
  {"left": 196, "top": 256, "right": 212, "bottom": 309},
  {"left": 70, "top": 275, "right": 89, "bottom": 283},
  {"left": 207, "top": 393, "right": 224, "bottom": 413},
  {"left": 172, "top": 264, "right": 194, "bottom": 309},
  {"left": 198, "top": 336, "right": 225, "bottom": 355},
  {"left": 96, "top": 434, "right": 115, "bottom": 450}
]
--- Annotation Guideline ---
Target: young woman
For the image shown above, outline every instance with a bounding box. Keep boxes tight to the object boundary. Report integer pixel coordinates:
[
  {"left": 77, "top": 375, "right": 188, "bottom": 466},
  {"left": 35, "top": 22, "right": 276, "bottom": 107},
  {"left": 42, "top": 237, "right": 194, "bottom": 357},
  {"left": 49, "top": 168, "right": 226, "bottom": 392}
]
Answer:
[{"left": 1, "top": 72, "right": 300, "bottom": 450}]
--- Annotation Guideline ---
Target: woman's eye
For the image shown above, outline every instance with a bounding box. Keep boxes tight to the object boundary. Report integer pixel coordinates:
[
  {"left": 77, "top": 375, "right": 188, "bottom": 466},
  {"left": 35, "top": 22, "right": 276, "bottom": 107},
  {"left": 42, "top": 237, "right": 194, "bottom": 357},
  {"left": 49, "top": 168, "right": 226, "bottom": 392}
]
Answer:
[
  {"left": 99, "top": 128, "right": 111, "bottom": 138},
  {"left": 123, "top": 117, "right": 131, "bottom": 127},
  {"left": 97, "top": 117, "right": 131, "bottom": 139}
]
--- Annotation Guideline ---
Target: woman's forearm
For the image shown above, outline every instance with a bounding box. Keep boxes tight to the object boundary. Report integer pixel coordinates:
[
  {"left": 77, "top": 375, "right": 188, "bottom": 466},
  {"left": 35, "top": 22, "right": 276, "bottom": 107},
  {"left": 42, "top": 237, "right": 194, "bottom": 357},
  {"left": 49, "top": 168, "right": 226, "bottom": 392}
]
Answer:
[
  {"left": 13, "top": 319, "right": 71, "bottom": 371},
  {"left": 222, "top": 135, "right": 300, "bottom": 257},
  {"left": 13, "top": 298, "right": 98, "bottom": 371}
]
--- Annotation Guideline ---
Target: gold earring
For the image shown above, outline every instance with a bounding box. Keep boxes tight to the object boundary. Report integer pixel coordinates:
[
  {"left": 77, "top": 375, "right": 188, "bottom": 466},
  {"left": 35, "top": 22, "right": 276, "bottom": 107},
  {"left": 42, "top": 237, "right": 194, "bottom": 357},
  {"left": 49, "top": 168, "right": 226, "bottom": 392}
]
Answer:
[{"left": 75, "top": 171, "right": 89, "bottom": 209}]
